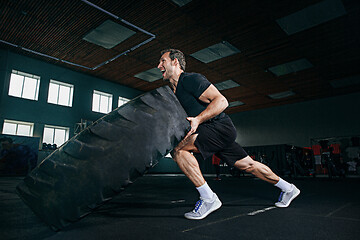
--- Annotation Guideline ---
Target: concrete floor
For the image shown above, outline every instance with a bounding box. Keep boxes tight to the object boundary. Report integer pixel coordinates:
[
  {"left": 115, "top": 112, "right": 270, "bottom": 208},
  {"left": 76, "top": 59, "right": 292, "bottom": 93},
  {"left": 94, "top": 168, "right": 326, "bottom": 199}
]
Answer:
[{"left": 1, "top": 174, "right": 360, "bottom": 240}]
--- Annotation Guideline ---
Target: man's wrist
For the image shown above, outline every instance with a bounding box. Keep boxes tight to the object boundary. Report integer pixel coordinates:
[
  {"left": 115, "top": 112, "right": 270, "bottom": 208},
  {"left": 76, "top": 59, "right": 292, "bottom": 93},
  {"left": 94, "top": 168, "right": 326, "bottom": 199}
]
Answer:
[{"left": 194, "top": 116, "right": 203, "bottom": 125}]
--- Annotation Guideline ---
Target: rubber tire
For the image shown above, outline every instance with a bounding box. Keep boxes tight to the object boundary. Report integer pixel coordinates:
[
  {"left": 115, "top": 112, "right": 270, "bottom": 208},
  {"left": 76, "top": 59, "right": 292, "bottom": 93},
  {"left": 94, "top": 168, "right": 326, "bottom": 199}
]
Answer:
[{"left": 16, "top": 86, "right": 190, "bottom": 230}]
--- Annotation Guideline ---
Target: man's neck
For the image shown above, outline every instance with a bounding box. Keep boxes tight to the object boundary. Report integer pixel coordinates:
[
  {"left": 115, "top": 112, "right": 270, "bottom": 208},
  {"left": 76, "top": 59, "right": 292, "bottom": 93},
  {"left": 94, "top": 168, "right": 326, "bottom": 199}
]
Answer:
[{"left": 169, "top": 70, "right": 183, "bottom": 93}]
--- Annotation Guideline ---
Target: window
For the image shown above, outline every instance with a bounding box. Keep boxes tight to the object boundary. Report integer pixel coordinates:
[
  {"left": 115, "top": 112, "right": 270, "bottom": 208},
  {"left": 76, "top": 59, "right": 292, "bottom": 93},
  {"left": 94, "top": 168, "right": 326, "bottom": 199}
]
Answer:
[
  {"left": 8, "top": 70, "right": 40, "bottom": 101},
  {"left": 48, "top": 80, "right": 74, "bottom": 107},
  {"left": 43, "top": 125, "right": 69, "bottom": 146},
  {"left": 2, "top": 120, "right": 34, "bottom": 137},
  {"left": 118, "top": 96, "right": 129, "bottom": 107},
  {"left": 92, "top": 90, "right": 113, "bottom": 114}
]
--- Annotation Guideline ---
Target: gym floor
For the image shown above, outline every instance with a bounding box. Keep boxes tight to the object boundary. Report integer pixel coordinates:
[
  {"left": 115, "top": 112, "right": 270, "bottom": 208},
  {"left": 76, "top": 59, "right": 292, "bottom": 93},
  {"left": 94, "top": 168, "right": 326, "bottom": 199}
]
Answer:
[{"left": 1, "top": 174, "right": 359, "bottom": 240}]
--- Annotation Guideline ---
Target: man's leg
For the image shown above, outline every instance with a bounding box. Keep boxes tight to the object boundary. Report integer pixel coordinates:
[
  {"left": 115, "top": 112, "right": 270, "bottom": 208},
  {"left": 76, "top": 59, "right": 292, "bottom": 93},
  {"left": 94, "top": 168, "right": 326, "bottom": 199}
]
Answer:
[
  {"left": 172, "top": 134, "right": 205, "bottom": 187},
  {"left": 172, "top": 134, "right": 222, "bottom": 219},
  {"left": 234, "top": 156, "right": 300, "bottom": 207},
  {"left": 234, "top": 156, "right": 279, "bottom": 184}
]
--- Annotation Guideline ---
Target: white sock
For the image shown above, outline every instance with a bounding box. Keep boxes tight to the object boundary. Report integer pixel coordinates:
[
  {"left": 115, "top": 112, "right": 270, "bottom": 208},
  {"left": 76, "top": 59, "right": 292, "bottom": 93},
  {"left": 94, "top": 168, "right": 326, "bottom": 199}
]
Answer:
[
  {"left": 196, "top": 182, "right": 214, "bottom": 200},
  {"left": 274, "top": 178, "right": 293, "bottom": 192}
]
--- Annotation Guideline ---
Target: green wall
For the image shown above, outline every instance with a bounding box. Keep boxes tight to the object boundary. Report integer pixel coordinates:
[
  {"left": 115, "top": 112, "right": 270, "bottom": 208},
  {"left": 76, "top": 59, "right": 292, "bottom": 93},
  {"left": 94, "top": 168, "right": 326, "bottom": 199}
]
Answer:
[
  {"left": 0, "top": 49, "right": 143, "bottom": 143},
  {"left": 229, "top": 92, "right": 360, "bottom": 147},
  {"left": 2, "top": 48, "right": 359, "bottom": 174}
]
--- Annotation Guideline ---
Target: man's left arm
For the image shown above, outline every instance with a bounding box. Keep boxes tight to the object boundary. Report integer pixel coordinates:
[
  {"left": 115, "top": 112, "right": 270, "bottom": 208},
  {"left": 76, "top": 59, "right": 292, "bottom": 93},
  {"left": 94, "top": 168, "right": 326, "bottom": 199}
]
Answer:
[{"left": 185, "top": 84, "right": 228, "bottom": 138}]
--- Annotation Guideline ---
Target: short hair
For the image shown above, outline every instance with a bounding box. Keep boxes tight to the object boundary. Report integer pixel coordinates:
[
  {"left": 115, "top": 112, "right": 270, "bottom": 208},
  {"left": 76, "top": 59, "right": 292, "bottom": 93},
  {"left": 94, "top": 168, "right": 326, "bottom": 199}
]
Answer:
[{"left": 161, "top": 49, "right": 186, "bottom": 71}]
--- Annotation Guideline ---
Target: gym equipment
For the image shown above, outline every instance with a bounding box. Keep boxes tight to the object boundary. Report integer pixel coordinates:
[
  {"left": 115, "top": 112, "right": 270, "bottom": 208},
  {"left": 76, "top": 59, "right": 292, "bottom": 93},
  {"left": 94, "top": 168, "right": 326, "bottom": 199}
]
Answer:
[{"left": 16, "top": 86, "right": 190, "bottom": 230}]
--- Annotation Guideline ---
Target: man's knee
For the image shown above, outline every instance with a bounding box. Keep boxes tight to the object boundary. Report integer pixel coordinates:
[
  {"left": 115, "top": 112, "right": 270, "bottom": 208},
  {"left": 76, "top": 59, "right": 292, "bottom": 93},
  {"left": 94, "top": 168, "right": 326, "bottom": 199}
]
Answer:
[
  {"left": 171, "top": 150, "right": 179, "bottom": 163},
  {"left": 234, "top": 156, "right": 257, "bottom": 173},
  {"left": 171, "top": 149, "right": 186, "bottom": 163},
  {"left": 242, "top": 162, "right": 256, "bottom": 174}
]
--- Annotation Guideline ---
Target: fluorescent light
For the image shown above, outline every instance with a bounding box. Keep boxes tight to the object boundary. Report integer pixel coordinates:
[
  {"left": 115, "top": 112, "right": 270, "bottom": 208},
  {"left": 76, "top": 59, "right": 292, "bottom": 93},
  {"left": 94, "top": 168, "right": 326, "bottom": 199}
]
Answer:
[
  {"left": 330, "top": 75, "right": 360, "bottom": 88},
  {"left": 134, "top": 68, "right": 163, "bottom": 82},
  {"left": 228, "top": 101, "right": 245, "bottom": 107},
  {"left": 276, "top": 0, "right": 347, "bottom": 35},
  {"left": 83, "top": 20, "right": 136, "bottom": 49},
  {"left": 171, "top": 0, "right": 192, "bottom": 7},
  {"left": 190, "top": 41, "right": 240, "bottom": 64},
  {"left": 268, "top": 91, "right": 295, "bottom": 99},
  {"left": 214, "top": 80, "right": 240, "bottom": 91},
  {"left": 268, "top": 58, "right": 313, "bottom": 76}
]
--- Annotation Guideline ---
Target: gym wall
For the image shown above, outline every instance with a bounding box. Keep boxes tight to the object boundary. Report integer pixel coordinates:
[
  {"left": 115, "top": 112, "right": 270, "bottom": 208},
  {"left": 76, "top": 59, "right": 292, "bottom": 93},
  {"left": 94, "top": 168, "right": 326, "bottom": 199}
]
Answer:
[
  {"left": 0, "top": 49, "right": 143, "bottom": 144},
  {"left": 229, "top": 92, "right": 360, "bottom": 148}
]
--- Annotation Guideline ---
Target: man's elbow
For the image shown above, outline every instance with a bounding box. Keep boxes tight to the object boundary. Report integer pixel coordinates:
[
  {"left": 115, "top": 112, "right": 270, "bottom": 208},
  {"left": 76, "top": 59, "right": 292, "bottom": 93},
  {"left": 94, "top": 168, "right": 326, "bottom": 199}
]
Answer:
[{"left": 221, "top": 96, "right": 229, "bottom": 110}]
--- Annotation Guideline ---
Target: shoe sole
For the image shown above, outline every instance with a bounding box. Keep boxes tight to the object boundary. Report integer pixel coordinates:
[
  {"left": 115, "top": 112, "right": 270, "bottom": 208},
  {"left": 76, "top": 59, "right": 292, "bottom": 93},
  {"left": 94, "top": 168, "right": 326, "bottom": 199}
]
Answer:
[
  {"left": 185, "top": 199, "right": 222, "bottom": 220},
  {"left": 275, "top": 188, "right": 301, "bottom": 208}
]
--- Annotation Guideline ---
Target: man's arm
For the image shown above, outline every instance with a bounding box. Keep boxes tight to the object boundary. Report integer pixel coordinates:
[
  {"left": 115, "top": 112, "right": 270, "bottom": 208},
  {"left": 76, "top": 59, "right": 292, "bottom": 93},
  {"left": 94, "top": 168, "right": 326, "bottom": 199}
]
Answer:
[{"left": 185, "top": 84, "right": 228, "bottom": 138}]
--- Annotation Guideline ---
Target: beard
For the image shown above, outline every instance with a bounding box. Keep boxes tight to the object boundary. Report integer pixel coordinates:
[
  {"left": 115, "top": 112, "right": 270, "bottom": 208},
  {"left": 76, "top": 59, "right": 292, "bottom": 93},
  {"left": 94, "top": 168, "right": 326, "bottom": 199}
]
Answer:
[{"left": 162, "top": 70, "right": 170, "bottom": 82}]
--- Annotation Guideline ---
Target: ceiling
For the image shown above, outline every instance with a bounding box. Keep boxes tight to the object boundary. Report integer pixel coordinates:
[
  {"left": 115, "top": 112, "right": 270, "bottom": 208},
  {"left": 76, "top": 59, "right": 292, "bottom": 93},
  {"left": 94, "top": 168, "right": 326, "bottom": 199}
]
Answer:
[{"left": 1, "top": 0, "right": 359, "bottom": 114}]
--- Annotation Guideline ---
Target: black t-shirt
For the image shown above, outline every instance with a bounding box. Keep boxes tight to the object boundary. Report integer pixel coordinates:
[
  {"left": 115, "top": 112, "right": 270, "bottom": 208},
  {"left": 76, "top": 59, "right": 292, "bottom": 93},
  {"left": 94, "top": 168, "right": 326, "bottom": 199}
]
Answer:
[{"left": 175, "top": 72, "right": 211, "bottom": 117}]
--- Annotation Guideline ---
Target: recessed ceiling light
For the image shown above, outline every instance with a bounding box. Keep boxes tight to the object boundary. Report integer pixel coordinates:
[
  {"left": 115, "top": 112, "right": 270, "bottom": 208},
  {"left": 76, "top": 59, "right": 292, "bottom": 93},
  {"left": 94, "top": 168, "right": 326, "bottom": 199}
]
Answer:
[
  {"left": 134, "top": 68, "right": 163, "bottom": 82},
  {"left": 83, "top": 20, "right": 136, "bottom": 49},
  {"left": 268, "top": 91, "right": 296, "bottom": 99},
  {"left": 190, "top": 41, "right": 241, "bottom": 64},
  {"left": 276, "top": 0, "right": 346, "bottom": 35},
  {"left": 268, "top": 59, "right": 313, "bottom": 77},
  {"left": 171, "top": 0, "right": 192, "bottom": 7},
  {"left": 214, "top": 80, "right": 240, "bottom": 91},
  {"left": 228, "top": 101, "right": 245, "bottom": 107},
  {"left": 330, "top": 75, "right": 360, "bottom": 88}
]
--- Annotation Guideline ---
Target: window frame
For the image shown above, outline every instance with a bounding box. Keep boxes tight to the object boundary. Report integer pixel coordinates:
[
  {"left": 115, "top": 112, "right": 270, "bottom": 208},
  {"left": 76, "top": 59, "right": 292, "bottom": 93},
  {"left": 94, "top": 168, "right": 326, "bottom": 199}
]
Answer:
[
  {"left": 43, "top": 125, "right": 70, "bottom": 146},
  {"left": 8, "top": 70, "right": 40, "bottom": 101},
  {"left": 118, "top": 96, "right": 130, "bottom": 107},
  {"left": 47, "top": 79, "right": 74, "bottom": 107},
  {"left": 2, "top": 119, "right": 34, "bottom": 137},
  {"left": 92, "top": 90, "right": 113, "bottom": 114}
]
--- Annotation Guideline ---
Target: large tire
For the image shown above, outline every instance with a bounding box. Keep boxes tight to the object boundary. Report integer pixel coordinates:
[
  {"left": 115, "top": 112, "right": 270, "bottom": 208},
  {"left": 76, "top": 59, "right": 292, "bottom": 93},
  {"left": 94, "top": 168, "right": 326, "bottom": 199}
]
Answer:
[{"left": 16, "top": 86, "right": 190, "bottom": 230}]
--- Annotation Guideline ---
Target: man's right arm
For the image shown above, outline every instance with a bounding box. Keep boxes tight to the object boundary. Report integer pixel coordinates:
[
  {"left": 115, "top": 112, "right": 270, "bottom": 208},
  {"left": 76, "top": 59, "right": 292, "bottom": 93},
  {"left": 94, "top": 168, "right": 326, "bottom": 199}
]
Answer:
[{"left": 184, "top": 84, "right": 228, "bottom": 139}]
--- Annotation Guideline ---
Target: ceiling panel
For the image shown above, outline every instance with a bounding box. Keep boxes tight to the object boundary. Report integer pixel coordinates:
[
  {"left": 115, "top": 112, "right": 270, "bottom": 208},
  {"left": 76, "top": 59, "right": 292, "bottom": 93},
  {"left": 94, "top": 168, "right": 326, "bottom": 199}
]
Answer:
[{"left": 0, "top": 0, "right": 359, "bottom": 114}]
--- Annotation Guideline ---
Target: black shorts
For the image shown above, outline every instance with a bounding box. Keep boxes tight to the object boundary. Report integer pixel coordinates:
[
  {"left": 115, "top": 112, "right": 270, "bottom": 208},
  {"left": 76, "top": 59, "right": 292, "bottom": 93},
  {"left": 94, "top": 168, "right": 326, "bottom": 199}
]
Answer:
[{"left": 194, "top": 114, "right": 248, "bottom": 167}]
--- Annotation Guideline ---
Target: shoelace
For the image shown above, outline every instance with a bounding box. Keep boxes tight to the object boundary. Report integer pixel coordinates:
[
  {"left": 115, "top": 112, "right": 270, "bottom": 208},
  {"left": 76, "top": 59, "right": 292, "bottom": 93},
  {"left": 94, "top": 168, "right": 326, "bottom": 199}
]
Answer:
[
  {"left": 278, "top": 191, "right": 285, "bottom": 202},
  {"left": 193, "top": 199, "right": 204, "bottom": 212}
]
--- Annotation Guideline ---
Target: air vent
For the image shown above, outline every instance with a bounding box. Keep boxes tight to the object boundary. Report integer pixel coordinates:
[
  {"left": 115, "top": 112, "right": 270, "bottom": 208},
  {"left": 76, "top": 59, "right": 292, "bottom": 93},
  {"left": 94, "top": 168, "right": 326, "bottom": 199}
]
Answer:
[
  {"left": 214, "top": 80, "right": 240, "bottom": 91},
  {"left": 268, "top": 59, "right": 313, "bottom": 76},
  {"left": 83, "top": 20, "right": 136, "bottom": 49},
  {"left": 276, "top": 0, "right": 347, "bottom": 35},
  {"left": 134, "top": 68, "right": 163, "bottom": 82},
  {"left": 190, "top": 41, "right": 240, "bottom": 64}
]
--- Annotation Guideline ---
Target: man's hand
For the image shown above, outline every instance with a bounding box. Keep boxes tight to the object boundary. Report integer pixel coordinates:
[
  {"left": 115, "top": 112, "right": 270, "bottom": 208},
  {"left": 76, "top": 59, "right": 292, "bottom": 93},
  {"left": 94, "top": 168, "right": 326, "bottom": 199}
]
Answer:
[{"left": 184, "top": 117, "right": 201, "bottom": 139}]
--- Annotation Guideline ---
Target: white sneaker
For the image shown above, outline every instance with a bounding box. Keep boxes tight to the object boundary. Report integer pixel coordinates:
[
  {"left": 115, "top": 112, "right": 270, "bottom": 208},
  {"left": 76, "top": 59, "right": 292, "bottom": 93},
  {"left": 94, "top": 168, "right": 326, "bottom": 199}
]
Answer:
[
  {"left": 184, "top": 193, "right": 222, "bottom": 220},
  {"left": 275, "top": 184, "right": 300, "bottom": 208}
]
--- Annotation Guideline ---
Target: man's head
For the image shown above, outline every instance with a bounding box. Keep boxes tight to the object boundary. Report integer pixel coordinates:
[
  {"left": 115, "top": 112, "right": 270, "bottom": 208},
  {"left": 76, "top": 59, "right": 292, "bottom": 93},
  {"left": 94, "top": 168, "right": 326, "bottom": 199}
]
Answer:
[
  {"left": 158, "top": 49, "right": 186, "bottom": 81},
  {"left": 161, "top": 49, "right": 186, "bottom": 71}
]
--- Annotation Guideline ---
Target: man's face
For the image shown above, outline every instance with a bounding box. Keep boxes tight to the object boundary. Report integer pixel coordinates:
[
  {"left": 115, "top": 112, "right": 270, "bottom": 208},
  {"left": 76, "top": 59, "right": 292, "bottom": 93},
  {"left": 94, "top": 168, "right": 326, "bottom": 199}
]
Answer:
[{"left": 157, "top": 52, "right": 176, "bottom": 81}]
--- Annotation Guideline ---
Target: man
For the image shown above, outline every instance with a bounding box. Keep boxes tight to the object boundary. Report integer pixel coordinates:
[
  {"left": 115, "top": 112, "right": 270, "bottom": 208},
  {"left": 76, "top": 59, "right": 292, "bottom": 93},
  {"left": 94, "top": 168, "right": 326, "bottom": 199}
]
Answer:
[{"left": 157, "top": 49, "right": 300, "bottom": 220}]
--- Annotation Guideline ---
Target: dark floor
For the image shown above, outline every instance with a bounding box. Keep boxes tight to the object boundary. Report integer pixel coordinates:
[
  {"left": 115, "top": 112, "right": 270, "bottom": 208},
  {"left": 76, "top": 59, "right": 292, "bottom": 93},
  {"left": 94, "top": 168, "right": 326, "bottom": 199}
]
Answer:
[{"left": 1, "top": 174, "right": 360, "bottom": 240}]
